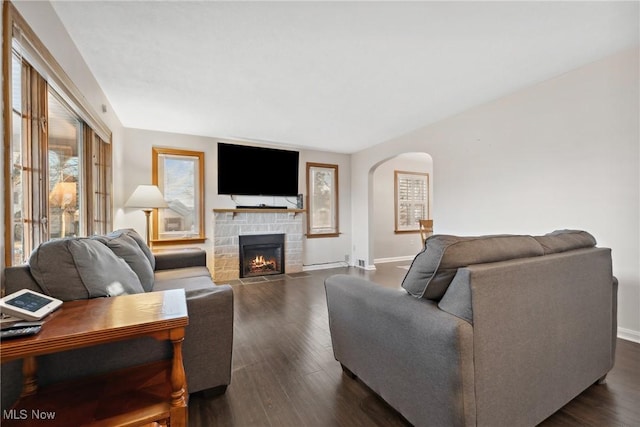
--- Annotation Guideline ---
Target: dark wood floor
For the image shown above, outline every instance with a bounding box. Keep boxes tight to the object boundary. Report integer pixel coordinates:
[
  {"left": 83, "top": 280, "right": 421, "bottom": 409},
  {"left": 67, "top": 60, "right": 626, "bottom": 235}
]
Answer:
[{"left": 189, "top": 262, "right": 640, "bottom": 427}]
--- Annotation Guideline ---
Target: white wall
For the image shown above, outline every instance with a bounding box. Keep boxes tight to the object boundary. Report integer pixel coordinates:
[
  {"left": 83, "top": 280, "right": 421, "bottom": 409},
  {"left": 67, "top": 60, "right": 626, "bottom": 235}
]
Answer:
[
  {"left": 352, "top": 48, "right": 640, "bottom": 340},
  {"left": 11, "top": 1, "right": 123, "bottom": 137},
  {"left": 373, "top": 153, "right": 432, "bottom": 262},
  {"left": 299, "top": 150, "right": 352, "bottom": 268},
  {"left": 115, "top": 128, "right": 218, "bottom": 258},
  {"left": 115, "top": 129, "right": 352, "bottom": 269}
]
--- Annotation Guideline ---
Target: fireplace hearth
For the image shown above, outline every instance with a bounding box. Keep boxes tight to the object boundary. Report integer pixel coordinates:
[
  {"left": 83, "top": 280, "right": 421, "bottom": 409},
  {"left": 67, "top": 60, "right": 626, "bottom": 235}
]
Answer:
[{"left": 239, "top": 234, "right": 285, "bottom": 278}]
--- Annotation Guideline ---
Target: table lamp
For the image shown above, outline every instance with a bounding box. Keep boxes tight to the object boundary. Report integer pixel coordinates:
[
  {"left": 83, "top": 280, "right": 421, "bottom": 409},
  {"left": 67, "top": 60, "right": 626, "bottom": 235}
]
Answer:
[
  {"left": 124, "top": 185, "right": 169, "bottom": 246},
  {"left": 49, "top": 181, "right": 77, "bottom": 238}
]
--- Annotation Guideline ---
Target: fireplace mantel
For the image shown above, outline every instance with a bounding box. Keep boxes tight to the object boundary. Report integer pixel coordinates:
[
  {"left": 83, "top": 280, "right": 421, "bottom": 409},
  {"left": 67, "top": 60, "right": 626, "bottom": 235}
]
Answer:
[{"left": 213, "top": 208, "right": 305, "bottom": 216}]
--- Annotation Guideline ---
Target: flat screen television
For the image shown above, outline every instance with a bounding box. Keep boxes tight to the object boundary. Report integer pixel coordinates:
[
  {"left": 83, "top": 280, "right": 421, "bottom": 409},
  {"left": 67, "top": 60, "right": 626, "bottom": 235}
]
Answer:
[{"left": 217, "top": 143, "right": 299, "bottom": 197}]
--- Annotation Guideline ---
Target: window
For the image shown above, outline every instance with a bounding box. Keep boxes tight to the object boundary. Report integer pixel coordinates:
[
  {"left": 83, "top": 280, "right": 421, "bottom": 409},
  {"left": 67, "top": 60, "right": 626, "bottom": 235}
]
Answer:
[
  {"left": 86, "top": 126, "right": 112, "bottom": 236},
  {"left": 152, "top": 148, "right": 205, "bottom": 245},
  {"left": 306, "top": 162, "right": 339, "bottom": 238},
  {"left": 394, "top": 170, "right": 429, "bottom": 233},
  {"left": 47, "top": 90, "right": 83, "bottom": 240},
  {"left": 3, "top": 2, "right": 113, "bottom": 265}
]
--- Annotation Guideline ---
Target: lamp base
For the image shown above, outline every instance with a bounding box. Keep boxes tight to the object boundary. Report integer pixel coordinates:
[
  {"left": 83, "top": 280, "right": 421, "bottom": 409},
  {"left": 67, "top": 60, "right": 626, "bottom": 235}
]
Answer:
[{"left": 142, "top": 209, "right": 152, "bottom": 248}]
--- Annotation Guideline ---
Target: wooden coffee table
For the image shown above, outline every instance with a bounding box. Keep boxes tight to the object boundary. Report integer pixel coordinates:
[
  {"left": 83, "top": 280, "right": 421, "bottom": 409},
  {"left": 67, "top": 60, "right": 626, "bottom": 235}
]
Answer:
[{"left": 1, "top": 289, "right": 189, "bottom": 427}]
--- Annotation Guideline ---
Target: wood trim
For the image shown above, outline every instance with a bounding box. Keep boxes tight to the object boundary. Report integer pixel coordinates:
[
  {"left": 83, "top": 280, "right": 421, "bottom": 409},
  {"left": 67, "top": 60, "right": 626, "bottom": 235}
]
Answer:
[
  {"left": 305, "top": 232, "right": 340, "bottom": 239},
  {"left": 3, "top": 1, "right": 13, "bottom": 267},
  {"left": 394, "top": 170, "right": 430, "bottom": 233},
  {"left": 0, "top": 289, "right": 188, "bottom": 362},
  {"left": 36, "top": 69, "right": 48, "bottom": 244},
  {"left": 106, "top": 138, "right": 113, "bottom": 231},
  {"left": 213, "top": 208, "right": 305, "bottom": 214},
  {"left": 83, "top": 124, "right": 94, "bottom": 236},
  {"left": 306, "top": 162, "right": 340, "bottom": 238},
  {"left": 152, "top": 147, "right": 205, "bottom": 245},
  {"left": 150, "top": 238, "right": 206, "bottom": 246}
]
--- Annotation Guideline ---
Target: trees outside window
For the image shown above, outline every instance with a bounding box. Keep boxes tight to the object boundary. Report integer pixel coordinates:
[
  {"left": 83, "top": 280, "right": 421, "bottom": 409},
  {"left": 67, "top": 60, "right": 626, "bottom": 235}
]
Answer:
[
  {"left": 4, "top": 3, "right": 112, "bottom": 265},
  {"left": 306, "top": 162, "right": 339, "bottom": 238}
]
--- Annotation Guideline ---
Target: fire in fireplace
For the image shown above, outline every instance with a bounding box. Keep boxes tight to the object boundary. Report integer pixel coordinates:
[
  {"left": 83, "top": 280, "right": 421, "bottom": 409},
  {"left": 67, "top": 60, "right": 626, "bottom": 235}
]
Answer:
[{"left": 239, "top": 234, "right": 285, "bottom": 278}]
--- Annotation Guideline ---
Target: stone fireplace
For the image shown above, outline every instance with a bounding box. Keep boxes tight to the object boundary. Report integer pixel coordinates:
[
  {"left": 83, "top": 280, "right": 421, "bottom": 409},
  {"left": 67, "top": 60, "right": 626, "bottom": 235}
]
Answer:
[
  {"left": 213, "top": 209, "right": 304, "bottom": 282},
  {"left": 239, "top": 233, "right": 285, "bottom": 278}
]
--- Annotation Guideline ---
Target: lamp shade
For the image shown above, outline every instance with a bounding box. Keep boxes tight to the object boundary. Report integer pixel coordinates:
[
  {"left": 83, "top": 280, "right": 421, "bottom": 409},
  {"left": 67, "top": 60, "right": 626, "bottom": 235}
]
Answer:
[
  {"left": 125, "top": 185, "right": 169, "bottom": 209},
  {"left": 49, "top": 181, "right": 77, "bottom": 208}
]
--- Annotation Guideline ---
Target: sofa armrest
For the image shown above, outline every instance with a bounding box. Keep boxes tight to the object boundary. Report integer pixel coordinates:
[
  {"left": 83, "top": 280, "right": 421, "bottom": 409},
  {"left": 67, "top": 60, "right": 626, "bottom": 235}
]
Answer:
[
  {"left": 4, "top": 265, "right": 44, "bottom": 295},
  {"left": 181, "top": 284, "right": 234, "bottom": 393},
  {"left": 324, "top": 274, "right": 475, "bottom": 427},
  {"left": 154, "top": 249, "right": 207, "bottom": 271},
  {"left": 457, "top": 247, "right": 615, "bottom": 426}
]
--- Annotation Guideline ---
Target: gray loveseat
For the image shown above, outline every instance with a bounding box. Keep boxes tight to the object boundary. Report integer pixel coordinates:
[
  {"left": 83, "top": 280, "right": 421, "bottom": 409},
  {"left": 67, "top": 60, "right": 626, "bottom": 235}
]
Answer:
[
  {"left": 325, "top": 230, "right": 617, "bottom": 427},
  {"left": 1, "top": 229, "right": 233, "bottom": 410}
]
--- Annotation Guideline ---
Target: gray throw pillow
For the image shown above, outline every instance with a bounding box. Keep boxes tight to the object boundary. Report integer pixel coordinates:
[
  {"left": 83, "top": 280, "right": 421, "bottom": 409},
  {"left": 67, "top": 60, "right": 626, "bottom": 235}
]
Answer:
[
  {"left": 534, "top": 230, "right": 596, "bottom": 254},
  {"left": 401, "top": 234, "right": 545, "bottom": 300},
  {"left": 93, "top": 232, "right": 155, "bottom": 291},
  {"left": 114, "top": 228, "right": 156, "bottom": 270},
  {"left": 29, "top": 238, "right": 144, "bottom": 301}
]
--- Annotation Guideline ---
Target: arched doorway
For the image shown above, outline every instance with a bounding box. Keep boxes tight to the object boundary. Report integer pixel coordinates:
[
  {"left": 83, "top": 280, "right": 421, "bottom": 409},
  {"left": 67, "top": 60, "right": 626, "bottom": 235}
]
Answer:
[{"left": 370, "top": 152, "right": 432, "bottom": 266}]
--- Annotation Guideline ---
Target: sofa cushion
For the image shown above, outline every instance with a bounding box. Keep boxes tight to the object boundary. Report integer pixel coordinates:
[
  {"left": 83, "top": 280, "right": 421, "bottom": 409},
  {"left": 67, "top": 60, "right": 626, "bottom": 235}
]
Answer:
[
  {"left": 153, "top": 274, "right": 216, "bottom": 293},
  {"left": 28, "top": 238, "right": 144, "bottom": 301},
  {"left": 154, "top": 250, "right": 206, "bottom": 271},
  {"left": 534, "top": 230, "right": 596, "bottom": 254},
  {"left": 93, "top": 232, "right": 155, "bottom": 291},
  {"left": 402, "top": 234, "right": 545, "bottom": 300},
  {"left": 113, "top": 228, "right": 156, "bottom": 270},
  {"left": 154, "top": 266, "right": 212, "bottom": 282}
]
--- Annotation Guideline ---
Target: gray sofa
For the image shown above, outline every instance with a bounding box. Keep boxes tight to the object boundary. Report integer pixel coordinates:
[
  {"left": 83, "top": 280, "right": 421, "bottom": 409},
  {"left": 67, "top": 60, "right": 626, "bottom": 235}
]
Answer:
[
  {"left": 325, "top": 230, "right": 617, "bottom": 427},
  {"left": 1, "top": 229, "right": 233, "bottom": 410}
]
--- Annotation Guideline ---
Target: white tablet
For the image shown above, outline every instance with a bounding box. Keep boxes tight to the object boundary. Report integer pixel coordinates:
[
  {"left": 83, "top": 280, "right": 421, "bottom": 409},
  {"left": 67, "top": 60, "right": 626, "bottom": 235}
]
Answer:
[{"left": 0, "top": 289, "right": 63, "bottom": 321}]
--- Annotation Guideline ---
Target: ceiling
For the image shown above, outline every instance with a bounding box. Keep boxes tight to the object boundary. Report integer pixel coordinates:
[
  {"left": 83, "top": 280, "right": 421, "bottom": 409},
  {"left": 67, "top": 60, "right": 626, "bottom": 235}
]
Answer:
[{"left": 50, "top": 1, "right": 639, "bottom": 154}]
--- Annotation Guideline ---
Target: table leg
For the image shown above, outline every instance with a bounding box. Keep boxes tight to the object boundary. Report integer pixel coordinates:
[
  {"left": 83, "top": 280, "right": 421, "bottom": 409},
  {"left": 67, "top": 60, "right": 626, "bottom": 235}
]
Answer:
[
  {"left": 21, "top": 356, "right": 38, "bottom": 396},
  {"left": 169, "top": 328, "right": 188, "bottom": 427}
]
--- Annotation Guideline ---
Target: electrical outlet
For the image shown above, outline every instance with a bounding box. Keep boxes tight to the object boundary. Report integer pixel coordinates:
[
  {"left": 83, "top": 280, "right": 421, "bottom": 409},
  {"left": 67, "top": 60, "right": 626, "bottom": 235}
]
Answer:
[{"left": 358, "top": 259, "right": 365, "bottom": 267}]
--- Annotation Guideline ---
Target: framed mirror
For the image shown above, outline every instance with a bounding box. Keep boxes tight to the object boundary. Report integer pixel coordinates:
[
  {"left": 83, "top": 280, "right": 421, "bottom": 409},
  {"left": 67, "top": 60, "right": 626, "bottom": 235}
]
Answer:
[{"left": 152, "top": 147, "right": 205, "bottom": 244}]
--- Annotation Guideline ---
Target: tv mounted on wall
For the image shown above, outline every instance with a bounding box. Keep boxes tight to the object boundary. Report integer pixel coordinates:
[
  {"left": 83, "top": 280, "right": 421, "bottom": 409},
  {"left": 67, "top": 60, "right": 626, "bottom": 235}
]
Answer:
[{"left": 217, "top": 143, "right": 300, "bottom": 197}]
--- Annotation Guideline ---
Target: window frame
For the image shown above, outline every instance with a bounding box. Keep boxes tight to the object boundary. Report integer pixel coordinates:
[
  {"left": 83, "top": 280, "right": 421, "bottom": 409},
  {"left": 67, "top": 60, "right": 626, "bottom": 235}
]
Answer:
[
  {"left": 306, "top": 162, "right": 340, "bottom": 238},
  {"left": 3, "top": 1, "right": 113, "bottom": 266},
  {"left": 394, "top": 170, "right": 430, "bottom": 234},
  {"left": 151, "top": 147, "right": 206, "bottom": 246}
]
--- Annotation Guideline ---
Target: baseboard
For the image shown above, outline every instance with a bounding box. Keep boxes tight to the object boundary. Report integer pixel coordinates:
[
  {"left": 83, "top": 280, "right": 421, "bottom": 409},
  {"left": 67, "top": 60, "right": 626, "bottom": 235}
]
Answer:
[
  {"left": 302, "top": 261, "right": 349, "bottom": 271},
  {"left": 617, "top": 327, "right": 640, "bottom": 344},
  {"left": 374, "top": 255, "right": 415, "bottom": 264},
  {"left": 302, "top": 261, "right": 378, "bottom": 271}
]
